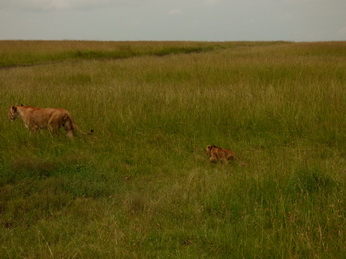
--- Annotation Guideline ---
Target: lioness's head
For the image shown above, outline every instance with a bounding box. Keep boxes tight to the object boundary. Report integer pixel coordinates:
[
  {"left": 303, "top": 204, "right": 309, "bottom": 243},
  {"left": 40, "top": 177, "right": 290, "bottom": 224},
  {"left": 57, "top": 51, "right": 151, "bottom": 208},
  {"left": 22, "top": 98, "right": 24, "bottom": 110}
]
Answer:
[{"left": 8, "top": 106, "right": 20, "bottom": 121}]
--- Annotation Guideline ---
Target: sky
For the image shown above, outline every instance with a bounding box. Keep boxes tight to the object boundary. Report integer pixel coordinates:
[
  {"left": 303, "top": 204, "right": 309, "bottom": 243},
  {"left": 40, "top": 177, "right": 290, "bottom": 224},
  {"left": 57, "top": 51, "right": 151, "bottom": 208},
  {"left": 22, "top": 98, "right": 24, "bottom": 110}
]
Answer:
[{"left": 0, "top": 0, "right": 346, "bottom": 42}]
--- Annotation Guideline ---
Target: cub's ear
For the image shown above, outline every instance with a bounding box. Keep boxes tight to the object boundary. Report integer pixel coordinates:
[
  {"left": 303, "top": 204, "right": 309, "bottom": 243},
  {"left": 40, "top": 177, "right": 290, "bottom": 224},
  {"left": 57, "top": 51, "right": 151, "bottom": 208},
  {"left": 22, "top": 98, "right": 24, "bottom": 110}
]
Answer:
[
  {"left": 20, "top": 104, "right": 24, "bottom": 106},
  {"left": 12, "top": 106, "right": 17, "bottom": 112}
]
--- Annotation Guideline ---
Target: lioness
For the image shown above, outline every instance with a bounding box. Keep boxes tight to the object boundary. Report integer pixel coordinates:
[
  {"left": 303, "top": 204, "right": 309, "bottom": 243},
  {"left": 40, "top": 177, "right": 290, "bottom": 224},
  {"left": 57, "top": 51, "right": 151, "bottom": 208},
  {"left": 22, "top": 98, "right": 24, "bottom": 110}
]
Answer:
[
  {"left": 206, "top": 145, "right": 235, "bottom": 163},
  {"left": 8, "top": 105, "right": 93, "bottom": 139}
]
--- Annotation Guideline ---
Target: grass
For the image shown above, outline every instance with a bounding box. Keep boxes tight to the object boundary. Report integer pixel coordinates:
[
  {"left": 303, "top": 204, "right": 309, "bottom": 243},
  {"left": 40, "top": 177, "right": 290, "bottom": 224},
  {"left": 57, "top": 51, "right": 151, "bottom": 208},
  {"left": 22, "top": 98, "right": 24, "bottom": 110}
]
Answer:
[
  {"left": 0, "top": 40, "right": 264, "bottom": 67},
  {"left": 0, "top": 40, "right": 345, "bottom": 258}
]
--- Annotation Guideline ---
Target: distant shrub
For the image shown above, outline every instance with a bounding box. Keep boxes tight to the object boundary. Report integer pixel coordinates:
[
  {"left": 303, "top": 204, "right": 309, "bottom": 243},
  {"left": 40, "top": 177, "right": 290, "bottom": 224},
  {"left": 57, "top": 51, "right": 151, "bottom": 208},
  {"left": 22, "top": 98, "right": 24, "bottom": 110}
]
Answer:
[{"left": 153, "top": 46, "right": 214, "bottom": 56}]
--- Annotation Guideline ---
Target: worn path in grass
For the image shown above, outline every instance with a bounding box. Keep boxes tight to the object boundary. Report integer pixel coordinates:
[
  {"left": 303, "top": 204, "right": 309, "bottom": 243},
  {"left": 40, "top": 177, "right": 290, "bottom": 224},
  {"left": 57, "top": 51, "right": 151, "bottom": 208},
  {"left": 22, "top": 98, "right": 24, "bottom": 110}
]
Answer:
[{"left": 0, "top": 40, "right": 289, "bottom": 69}]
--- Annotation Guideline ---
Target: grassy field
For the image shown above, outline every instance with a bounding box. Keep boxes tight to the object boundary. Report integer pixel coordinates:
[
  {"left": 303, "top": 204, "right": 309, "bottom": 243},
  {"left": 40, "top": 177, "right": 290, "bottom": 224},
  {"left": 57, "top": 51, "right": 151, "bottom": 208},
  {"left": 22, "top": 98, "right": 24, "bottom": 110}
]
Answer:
[{"left": 0, "top": 41, "right": 345, "bottom": 258}]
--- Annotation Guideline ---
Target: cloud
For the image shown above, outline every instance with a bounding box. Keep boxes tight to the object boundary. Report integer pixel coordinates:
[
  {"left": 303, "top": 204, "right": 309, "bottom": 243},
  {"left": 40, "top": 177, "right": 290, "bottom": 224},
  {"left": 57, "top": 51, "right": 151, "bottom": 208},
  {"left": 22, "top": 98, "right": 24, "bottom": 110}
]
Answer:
[
  {"left": 281, "top": 0, "right": 321, "bottom": 3},
  {"left": 168, "top": 9, "right": 183, "bottom": 16},
  {"left": 337, "top": 26, "right": 346, "bottom": 36},
  {"left": 278, "top": 13, "right": 295, "bottom": 23},
  {"left": 0, "top": 0, "right": 113, "bottom": 11},
  {"left": 203, "top": 0, "right": 220, "bottom": 5}
]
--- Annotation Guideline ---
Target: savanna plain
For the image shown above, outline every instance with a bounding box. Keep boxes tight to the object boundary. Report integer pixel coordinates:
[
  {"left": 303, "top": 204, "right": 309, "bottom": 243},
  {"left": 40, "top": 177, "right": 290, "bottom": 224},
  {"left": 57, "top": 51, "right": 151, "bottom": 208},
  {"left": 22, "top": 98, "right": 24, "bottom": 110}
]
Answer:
[{"left": 0, "top": 41, "right": 345, "bottom": 258}]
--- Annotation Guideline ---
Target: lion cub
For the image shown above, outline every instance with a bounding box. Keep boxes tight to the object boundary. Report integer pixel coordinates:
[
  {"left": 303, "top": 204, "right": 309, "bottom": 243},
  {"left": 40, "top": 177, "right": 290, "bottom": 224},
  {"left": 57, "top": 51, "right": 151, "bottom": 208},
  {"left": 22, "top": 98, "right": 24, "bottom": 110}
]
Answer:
[{"left": 206, "top": 145, "right": 235, "bottom": 163}]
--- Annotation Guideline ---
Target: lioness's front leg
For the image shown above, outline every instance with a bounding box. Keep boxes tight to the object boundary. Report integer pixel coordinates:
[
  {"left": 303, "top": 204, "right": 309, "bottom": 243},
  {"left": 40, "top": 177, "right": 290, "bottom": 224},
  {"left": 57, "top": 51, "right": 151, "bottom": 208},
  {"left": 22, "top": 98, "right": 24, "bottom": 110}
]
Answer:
[
  {"left": 29, "top": 126, "right": 39, "bottom": 134},
  {"left": 27, "top": 121, "right": 39, "bottom": 133}
]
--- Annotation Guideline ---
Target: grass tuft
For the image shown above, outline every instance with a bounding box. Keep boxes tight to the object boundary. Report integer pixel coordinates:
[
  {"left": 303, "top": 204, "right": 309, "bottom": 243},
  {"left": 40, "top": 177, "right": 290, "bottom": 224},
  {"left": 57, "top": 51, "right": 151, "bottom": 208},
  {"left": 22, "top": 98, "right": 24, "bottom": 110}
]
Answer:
[{"left": 288, "top": 167, "right": 338, "bottom": 195}]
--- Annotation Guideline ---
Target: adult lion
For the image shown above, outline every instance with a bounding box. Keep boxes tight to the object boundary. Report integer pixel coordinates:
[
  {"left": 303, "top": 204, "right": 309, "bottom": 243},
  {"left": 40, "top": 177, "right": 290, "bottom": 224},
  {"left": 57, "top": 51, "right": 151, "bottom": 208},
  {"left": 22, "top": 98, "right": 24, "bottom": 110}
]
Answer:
[{"left": 8, "top": 105, "right": 93, "bottom": 139}]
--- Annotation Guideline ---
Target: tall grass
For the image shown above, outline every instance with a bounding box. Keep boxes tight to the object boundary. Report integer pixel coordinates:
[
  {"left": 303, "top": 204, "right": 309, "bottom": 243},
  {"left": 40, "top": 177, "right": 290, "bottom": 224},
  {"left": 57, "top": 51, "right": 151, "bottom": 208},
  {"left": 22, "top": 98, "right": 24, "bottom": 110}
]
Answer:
[
  {"left": 0, "top": 40, "right": 263, "bottom": 67},
  {"left": 0, "top": 41, "right": 345, "bottom": 258}
]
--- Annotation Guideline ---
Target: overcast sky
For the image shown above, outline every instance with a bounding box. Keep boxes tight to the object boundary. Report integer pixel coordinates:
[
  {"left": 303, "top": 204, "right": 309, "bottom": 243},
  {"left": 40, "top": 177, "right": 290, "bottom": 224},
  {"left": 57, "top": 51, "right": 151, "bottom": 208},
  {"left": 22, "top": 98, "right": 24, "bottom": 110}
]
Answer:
[{"left": 0, "top": 0, "right": 345, "bottom": 41}]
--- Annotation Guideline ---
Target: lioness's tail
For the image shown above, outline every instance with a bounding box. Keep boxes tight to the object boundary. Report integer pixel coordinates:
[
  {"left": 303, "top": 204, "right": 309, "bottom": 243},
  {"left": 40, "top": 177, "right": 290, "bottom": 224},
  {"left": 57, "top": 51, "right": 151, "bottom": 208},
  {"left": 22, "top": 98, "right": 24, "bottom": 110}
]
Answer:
[{"left": 74, "top": 124, "right": 94, "bottom": 135}]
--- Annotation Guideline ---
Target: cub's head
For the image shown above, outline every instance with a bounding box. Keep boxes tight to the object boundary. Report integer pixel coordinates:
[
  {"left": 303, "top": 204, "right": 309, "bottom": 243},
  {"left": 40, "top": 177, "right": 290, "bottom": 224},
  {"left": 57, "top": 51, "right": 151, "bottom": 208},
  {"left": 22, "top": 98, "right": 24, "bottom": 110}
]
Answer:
[
  {"left": 8, "top": 106, "right": 20, "bottom": 121},
  {"left": 206, "top": 145, "right": 214, "bottom": 155}
]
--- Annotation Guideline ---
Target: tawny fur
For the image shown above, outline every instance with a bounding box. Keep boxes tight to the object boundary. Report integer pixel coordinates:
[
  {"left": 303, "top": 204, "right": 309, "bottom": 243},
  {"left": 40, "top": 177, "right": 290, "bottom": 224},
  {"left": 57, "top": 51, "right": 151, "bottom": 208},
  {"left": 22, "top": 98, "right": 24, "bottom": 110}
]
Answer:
[
  {"left": 8, "top": 105, "right": 93, "bottom": 139},
  {"left": 206, "top": 145, "right": 236, "bottom": 163}
]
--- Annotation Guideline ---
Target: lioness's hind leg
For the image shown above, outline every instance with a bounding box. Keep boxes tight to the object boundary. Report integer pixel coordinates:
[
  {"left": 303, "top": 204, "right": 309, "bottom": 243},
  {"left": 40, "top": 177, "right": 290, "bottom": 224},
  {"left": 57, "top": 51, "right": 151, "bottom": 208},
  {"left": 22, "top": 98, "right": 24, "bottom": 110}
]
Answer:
[
  {"left": 48, "top": 119, "right": 60, "bottom": 135},
  {"left": 62, "top": 114, "right": 75, "bottom": 139},
  {"left": 66, "top": 130, "right": 74, "bottom": 139},
  {"left": 63, "top": 121, "right": 74, "bottom": 139}
]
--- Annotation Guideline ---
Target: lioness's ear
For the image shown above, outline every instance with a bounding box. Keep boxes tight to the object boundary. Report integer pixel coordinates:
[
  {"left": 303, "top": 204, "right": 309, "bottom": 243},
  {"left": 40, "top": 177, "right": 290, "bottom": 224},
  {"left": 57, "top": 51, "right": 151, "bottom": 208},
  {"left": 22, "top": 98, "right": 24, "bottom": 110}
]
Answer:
[
  {"left": 20, "top": 104, "right": 24, "bottom": 106},
  {"left": 12, "top": 106, "right": 17, "bottom": 112}
]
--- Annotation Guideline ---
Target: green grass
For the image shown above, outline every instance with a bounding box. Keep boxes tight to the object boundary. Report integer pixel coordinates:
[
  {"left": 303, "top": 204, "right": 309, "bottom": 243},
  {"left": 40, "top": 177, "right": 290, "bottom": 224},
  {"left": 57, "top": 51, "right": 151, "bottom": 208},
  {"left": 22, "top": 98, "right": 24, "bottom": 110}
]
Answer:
[
  {"left": 0, "top": 41, "right": 345, "bottom": 258},
  {"left": 0, "top": 40, "right": 259, "bottom": 67}
]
